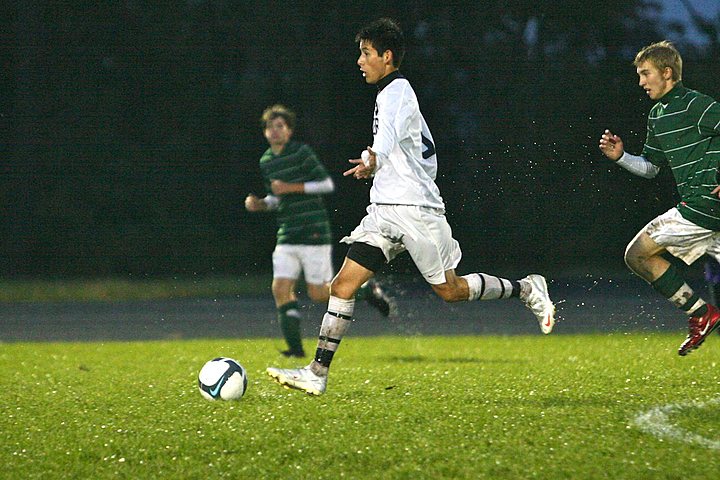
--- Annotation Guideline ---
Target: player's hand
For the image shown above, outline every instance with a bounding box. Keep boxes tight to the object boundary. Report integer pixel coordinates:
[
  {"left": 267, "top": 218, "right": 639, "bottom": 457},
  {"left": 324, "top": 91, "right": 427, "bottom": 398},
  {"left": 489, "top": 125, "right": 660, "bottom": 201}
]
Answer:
[
  {"left": 244, "top": 194, "right": 265, "bottom": 212},
  {"left": 712, "top": 185, "right": 720, "bottom": 198},
  {"left": 343, "top": 146, "right": 376, "bottom": 180},
  {"left": 599, "top": 129, "right": 624, "bottom": 161}
]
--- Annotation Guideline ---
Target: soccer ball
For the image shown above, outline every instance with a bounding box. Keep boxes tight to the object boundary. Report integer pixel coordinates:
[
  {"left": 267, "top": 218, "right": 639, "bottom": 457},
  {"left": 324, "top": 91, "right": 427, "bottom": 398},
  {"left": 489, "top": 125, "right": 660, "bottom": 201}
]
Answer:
[{"left": 198, "top": 357, "right": 248, "bottom": 401}]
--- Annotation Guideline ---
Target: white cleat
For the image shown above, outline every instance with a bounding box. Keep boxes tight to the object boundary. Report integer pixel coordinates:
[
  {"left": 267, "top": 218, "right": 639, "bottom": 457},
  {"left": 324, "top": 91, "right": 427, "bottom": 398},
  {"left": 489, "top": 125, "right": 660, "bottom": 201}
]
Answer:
[
  {"left": 521, "top": 274, "right": 556, "bottom": 334},
  {"left": 266, "top": 366, "right": 327, "bottom": 396}
]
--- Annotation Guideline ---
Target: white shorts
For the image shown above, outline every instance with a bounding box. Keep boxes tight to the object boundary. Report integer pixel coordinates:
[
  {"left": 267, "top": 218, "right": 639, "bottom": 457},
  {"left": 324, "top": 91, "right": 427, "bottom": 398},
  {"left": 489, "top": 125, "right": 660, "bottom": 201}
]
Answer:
[
  {"left": 340, "top": 204, "right": 462, "bottom": 285},
  {"left": 644, "top": 207, "right": 720, "bottom": 265},
  {"left": 272, "top": 244, "right": 333, "bottom": 285}
]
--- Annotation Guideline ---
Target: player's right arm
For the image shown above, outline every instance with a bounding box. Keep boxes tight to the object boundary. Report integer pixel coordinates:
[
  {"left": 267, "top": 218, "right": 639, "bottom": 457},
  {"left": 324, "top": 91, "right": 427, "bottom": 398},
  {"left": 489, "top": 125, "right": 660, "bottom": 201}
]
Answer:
[
  {"left": 244, "top": 193, "right": 279, "bottom": 212},
  {"left": 599, "top": 129, "right": 660, "bottom": 179}
]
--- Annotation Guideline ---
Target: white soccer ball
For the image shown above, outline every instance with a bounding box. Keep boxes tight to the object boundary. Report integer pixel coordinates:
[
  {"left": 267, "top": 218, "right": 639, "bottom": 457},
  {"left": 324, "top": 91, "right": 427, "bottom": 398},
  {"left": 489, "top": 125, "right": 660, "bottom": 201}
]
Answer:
[{"left": 198, "top": 357, "right": 248, "bottom": 401}]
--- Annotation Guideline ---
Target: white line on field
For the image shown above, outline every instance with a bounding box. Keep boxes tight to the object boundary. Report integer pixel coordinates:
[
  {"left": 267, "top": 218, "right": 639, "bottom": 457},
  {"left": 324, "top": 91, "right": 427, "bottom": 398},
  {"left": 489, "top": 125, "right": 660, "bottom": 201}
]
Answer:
[{"left": 633, "top": 397, "right": 720, "bottom": 449}]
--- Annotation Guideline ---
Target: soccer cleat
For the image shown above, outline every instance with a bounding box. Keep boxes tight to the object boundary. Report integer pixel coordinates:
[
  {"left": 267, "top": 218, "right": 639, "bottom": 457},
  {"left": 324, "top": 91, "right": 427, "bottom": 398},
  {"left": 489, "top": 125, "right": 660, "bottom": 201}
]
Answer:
[
  {"left": 520, "top": 274, "right": 556, "bottom": 334},
  {"left": 280, "top": 349, "right": 306, "bottom": 358},
  {"left": 266, "top": 366, "right": 327, "bottom": 396},
  {"left": 364, "top": 279, "right": 397, "bottom": 317},
  {"left": 678, "top": 304, "right": 720, "bottom": 356}
]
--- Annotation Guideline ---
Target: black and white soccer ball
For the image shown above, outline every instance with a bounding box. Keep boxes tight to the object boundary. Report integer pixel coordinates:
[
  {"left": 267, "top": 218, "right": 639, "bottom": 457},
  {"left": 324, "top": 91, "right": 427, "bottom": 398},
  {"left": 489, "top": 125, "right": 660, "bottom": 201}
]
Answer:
[{"left": 198, "top": 357, "right": 248, "bottom": 401}]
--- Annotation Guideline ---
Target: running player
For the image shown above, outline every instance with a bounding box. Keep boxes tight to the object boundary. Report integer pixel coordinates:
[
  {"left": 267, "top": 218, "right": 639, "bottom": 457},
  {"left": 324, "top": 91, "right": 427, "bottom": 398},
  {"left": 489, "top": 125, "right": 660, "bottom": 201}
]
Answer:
[
  {"left": 245, "top": 105, "right": 393, "bottom": 358},
  {"left": 599, "top": 40, "right": 720, "bottom": 356},
  {"left": 267, "top": 18, "right": 555, "bottom": 395}
]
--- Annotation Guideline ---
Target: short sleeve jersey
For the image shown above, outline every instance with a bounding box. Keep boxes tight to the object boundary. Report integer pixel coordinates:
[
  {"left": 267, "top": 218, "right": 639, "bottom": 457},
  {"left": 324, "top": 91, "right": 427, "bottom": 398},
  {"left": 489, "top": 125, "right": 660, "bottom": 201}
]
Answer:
[
  {"left": 642, "top": 82, "right": 720, "bottom": 230},
  {"left": 259, "top": 141, "right": 332, "bottom": 245}
]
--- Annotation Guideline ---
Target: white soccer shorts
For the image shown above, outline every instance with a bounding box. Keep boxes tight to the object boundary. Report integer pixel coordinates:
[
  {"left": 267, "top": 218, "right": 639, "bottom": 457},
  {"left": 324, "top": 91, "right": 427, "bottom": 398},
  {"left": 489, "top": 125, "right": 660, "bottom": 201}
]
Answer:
[
  {"left": 644, "top": 207, "right": 720, "bottom": 265},
  {"left": 272, "top": 244, "right": 333, "bottom": 285},
  {"left": 340, "top": 204, "right": 462, "bottom": 285}
]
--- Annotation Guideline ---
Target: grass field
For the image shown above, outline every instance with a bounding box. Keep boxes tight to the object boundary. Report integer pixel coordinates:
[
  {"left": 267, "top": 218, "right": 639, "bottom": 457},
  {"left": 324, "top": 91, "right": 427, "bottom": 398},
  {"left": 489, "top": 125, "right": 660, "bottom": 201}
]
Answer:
[{"left": 2, "top": 333, "right": 720, "bottom": 479}]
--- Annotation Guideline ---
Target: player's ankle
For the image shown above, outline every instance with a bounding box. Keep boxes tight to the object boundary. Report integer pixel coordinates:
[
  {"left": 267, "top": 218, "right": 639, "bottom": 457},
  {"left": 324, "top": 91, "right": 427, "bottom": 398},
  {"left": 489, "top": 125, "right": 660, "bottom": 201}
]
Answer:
[{"left": 309, "top": 361, "right": 329, "bottom": 377}]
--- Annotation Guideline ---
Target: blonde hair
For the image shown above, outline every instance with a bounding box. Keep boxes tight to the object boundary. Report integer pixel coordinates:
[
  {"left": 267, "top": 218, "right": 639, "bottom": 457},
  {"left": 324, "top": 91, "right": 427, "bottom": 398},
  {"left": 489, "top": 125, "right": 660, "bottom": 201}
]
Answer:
[
  {"left": 634, "top": 40, "right": 682, "bottom": 81},
  {"left": 260, "top": 104, "right": 296, "bottom": 130}
]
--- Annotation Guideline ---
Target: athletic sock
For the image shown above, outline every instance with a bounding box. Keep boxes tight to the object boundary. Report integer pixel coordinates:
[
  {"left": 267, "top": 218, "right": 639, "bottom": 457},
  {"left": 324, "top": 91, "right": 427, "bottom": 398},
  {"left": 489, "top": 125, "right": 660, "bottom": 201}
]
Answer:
[
  {"left": 278, "top": 301, "right": 304, "bottom": 353},
  {"left": 651, "top": 264, "right": 707, "bottom": 316},
  {"left": 462, "top": 273, "right": 519, "bottom": 301},
  {"left": 312, "top": 296, "right": 354, "bottom": 375}
]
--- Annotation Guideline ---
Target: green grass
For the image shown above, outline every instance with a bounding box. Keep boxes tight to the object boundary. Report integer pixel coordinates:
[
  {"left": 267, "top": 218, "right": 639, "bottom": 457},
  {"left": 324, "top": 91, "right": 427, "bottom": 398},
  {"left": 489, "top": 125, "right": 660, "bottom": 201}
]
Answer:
[
  {"left": 0, "top": 274, "right": 272, "bottom": 302},
  {"left": 1, "top": 333, "right": 719, "bottom": 479}
]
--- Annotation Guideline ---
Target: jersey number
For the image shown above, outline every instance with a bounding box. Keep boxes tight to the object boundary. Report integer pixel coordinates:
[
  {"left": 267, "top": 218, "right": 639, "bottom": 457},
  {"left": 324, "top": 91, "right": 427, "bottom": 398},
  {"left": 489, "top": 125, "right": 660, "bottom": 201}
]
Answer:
[{"left": 422, "top": 135, "right": 436, "bottom": 159}]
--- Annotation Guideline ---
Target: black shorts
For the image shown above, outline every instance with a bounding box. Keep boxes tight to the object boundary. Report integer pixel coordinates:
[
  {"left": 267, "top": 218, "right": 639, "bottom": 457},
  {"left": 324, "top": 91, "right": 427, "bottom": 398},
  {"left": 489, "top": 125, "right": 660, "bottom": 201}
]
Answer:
[{"left": 346, "top": 242, "right": 386, "bottom": 273}]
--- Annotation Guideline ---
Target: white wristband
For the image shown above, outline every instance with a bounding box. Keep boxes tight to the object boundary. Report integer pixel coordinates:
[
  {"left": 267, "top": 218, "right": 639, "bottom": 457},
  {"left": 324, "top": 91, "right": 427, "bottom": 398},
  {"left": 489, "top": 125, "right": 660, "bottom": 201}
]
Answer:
[
  {"left": 263, "top": 195, "right": 279, "bottom": 210},
  {"left": 304, "top": 177, "right": 335, "bottom": 194},
  {"left": 616, "top": 152, "right": 660, "bottom": 179}
]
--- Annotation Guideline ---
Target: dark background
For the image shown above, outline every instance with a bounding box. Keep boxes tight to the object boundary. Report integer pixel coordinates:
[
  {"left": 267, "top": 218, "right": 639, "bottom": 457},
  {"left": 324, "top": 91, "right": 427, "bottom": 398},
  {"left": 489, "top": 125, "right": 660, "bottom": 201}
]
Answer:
[{"left": 3, "top": 1, "right": 720, "bottom": 278}]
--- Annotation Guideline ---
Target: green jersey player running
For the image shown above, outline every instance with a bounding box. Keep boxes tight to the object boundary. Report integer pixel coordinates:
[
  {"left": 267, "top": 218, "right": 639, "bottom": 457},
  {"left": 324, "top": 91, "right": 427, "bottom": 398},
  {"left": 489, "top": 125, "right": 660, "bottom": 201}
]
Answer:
[
  {"left": 267, "top": 18, "right": 556, "bottom": 396},
  {"left": 245, "top": 105, "right": 394, "bottom": 358},
  {"left": 599, "top": 40, "right": 720, "bottom": 356}
]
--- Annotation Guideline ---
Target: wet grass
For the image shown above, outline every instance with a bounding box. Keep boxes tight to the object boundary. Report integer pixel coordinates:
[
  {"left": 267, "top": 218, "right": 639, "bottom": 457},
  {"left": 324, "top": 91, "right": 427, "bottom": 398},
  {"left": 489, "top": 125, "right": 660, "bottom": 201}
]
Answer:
[{"left": 1, "top": 333, "right": 719, "bottom": 479}]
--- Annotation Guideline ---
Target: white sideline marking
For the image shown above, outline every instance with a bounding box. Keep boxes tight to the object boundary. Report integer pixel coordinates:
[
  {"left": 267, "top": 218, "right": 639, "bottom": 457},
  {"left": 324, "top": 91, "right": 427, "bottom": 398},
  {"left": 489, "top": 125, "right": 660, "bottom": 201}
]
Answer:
[{"left": 634, "top": 397, "right": 720, "bottom": 449}]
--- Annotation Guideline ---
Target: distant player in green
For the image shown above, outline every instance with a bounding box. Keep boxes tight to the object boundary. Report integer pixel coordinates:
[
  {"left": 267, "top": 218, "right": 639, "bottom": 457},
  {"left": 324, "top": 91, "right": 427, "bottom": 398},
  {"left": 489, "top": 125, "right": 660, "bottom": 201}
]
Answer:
[
  {"left": 245, "top": 105, "right": 393, "bottom": 357},
  {"left": 599, "top": 41, "right": 720, "bottom": 356}
]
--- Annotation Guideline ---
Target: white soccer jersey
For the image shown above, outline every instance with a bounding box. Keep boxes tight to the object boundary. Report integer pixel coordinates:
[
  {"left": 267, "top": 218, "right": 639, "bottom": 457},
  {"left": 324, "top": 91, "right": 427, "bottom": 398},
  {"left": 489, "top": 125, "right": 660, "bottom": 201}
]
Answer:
[{"left": 369, "top": 72, "right": 445, "bottom": 209}]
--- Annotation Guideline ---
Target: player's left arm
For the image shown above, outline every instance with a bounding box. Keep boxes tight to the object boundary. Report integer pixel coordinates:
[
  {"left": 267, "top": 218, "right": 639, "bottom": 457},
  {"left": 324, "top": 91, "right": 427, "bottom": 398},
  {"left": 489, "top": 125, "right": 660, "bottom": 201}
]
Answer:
[
  {"left": 270, "top": 178, "right": 335, "bottom": 195},
  {"left": 695, "top": 96, "right": 720, "bottom": 137},
  {"left": 693, "top": 97, "right": 720, "bottom": 197},
  {"left": 271, "top": 146, "right": 335, "bottom": 195}
]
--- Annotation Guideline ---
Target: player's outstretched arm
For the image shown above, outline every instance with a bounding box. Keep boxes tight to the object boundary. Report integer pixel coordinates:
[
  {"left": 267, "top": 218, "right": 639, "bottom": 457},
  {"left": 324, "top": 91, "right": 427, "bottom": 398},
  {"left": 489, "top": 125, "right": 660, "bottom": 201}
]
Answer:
[{"left": 599, "top": 129, "right": 624, "bottom": 161}]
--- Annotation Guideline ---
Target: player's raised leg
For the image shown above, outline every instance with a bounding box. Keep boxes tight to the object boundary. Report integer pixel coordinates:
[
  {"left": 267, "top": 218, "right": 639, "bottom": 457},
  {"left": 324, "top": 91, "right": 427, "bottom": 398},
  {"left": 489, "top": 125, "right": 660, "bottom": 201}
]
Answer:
[{"left": 434, "top": 270, "right": 555, "bottom": 333}]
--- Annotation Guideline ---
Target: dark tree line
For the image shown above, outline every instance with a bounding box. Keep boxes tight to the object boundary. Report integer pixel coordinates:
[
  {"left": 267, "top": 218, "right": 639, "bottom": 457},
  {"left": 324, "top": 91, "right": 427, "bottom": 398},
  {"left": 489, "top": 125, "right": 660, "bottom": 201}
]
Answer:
[{"left": 2, "top": 1, "right": 720, "bottom": 277}]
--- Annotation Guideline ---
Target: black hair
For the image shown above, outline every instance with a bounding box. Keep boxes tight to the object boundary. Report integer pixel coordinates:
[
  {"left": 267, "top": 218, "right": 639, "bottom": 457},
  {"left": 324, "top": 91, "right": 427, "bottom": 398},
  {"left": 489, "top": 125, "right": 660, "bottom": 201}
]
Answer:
[{"left": 355, "top": 17, "right": 405, "bottom": 68}]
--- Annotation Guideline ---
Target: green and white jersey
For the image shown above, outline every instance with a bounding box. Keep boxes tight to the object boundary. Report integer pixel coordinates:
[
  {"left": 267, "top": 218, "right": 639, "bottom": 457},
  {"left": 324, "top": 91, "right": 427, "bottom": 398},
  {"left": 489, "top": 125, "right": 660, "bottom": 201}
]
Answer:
[
  {"left": 259, "top": 140, "right": 332, "bottom": 245},
  {"left": 643, "top": 82, "right": 720, "bottom": 230}
]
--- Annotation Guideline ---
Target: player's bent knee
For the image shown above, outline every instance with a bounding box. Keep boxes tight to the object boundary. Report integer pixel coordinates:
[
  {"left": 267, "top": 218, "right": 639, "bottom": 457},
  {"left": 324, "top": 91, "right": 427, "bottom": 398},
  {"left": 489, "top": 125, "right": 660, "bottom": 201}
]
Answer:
[
  {"left": 271, "top": 283, "right": 292, "bottom": 298},
  {"left": 624, "top": 243, "right": 645, "bottom": 272},
  {"left": 329, "top": 277, "right": 357, "bottom": 300}
]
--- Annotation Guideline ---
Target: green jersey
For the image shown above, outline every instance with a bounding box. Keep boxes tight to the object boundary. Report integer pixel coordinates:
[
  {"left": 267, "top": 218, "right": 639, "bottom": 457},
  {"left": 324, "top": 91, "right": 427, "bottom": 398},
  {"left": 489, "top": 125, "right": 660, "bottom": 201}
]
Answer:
[
  {"left": 259, "top": 140, "right": 332, "bottom": 245},
  {"left": 642, "top": 82, "right": 720, "bottom": 230}
]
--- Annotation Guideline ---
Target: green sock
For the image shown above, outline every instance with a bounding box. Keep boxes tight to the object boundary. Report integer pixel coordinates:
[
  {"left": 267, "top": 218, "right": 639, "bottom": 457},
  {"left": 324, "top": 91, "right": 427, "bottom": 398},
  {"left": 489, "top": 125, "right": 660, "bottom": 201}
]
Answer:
[
  {"left": 278, "top": 301, "right": 303, "bottom": 352},
  {"left": 651, "top": 264, "right": 705, "bottom": 315}
]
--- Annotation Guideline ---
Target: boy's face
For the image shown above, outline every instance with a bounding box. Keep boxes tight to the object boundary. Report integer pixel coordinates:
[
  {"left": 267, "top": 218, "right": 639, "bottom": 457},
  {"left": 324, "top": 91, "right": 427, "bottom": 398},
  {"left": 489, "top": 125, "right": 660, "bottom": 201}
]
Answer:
[
  {"left": 636, "top": 60, "right": 675, "bottom": 101},
  {"left": 263, "top": 116, "right": 292, "bottom": 147},
  {"left": 357, "top": 40, "right": 393, "bottom": 84}
]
